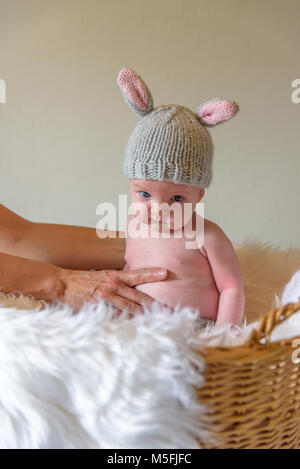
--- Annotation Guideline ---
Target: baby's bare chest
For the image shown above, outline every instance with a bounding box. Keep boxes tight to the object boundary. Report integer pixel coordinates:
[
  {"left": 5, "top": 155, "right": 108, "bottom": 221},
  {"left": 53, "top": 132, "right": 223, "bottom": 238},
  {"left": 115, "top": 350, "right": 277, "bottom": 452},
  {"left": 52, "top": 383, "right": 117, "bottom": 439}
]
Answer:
[{"left": 125, "top": 235, "right": 212, "bottom": 280}]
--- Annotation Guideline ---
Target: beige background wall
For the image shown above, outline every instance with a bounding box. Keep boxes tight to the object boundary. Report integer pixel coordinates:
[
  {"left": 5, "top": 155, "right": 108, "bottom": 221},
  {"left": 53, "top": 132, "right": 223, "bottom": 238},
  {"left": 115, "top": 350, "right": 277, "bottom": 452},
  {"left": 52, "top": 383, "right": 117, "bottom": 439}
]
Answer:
[{"left": 0, "top": 0, "right": 299, "bottom": 248}]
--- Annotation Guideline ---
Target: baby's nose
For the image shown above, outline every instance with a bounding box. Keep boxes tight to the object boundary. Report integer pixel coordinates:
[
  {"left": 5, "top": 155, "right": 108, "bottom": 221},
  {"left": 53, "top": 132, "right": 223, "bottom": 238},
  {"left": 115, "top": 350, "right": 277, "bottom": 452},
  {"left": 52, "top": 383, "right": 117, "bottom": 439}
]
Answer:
[{"left": 150, "top": 202, "right": 169, "bottom": 219}]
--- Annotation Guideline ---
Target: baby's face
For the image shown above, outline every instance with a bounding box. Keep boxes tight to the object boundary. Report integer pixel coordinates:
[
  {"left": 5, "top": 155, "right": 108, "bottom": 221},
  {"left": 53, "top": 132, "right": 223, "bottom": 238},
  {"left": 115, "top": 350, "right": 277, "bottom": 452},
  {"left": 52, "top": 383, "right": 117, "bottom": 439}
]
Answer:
[{"left": 129, "top": 179, "right": 205, "bottom": 231}]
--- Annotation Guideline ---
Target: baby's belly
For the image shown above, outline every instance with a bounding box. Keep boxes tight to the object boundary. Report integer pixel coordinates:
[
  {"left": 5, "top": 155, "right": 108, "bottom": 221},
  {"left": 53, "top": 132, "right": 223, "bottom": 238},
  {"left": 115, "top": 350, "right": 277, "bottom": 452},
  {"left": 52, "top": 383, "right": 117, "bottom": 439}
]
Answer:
[{"left": 136, "top": 278, "right": 220, "bottom": 320}]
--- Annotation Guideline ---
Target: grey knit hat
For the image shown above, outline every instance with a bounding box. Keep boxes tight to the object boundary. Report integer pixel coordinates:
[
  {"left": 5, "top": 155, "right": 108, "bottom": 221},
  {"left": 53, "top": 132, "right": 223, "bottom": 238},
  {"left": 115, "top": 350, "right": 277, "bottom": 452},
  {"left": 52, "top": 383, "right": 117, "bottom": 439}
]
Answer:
[{"left": 117, "top": 68, "right": 239, "bottom": 188}]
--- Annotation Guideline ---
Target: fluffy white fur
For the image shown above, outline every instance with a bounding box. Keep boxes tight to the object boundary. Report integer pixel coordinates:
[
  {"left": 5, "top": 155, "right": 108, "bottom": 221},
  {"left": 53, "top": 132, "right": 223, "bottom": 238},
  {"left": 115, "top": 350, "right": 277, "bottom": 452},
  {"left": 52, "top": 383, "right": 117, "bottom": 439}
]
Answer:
[
  {"left": 0, "top": 302, "right": 215, "bottom": 449},
  {"left": 0, "top": 241, "right": 299, "bottom": 449}
]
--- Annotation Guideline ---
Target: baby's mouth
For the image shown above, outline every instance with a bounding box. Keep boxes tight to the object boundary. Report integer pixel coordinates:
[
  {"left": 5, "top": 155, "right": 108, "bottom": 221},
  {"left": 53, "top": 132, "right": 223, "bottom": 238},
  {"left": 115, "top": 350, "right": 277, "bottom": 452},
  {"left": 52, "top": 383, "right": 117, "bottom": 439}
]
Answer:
[{"left": 150, "top": 218, "right": 168, "bottom": 226}]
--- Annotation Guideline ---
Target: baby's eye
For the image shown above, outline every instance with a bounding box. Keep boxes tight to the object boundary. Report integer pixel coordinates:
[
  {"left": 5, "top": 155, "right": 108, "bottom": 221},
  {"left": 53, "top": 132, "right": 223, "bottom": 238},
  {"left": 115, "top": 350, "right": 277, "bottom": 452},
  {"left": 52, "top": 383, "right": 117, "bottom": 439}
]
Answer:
[
  {"left": 138, "top": 191, "right": 151, "bottom": 198},
  {"left": 171, "top": 195, "right": 184, "bottom": 202}
]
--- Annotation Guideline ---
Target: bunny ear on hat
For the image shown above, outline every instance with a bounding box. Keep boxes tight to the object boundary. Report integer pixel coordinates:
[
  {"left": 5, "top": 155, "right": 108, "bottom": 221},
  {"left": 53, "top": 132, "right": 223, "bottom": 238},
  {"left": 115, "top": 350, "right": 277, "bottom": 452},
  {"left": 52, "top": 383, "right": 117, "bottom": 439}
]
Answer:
[
  {"left": 117, "top": 67, "right": 154, "bottom": 118},
  {"left": 196, "top": 99, "right": 239, "bottom": 126}
]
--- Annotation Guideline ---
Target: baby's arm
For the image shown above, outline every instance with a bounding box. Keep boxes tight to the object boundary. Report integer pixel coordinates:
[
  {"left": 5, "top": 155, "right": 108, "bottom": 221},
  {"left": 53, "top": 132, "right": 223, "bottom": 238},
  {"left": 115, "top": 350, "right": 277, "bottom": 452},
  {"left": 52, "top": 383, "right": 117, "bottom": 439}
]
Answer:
[{"left": 203, "top": 222, "right": 245, "bottom": 328}]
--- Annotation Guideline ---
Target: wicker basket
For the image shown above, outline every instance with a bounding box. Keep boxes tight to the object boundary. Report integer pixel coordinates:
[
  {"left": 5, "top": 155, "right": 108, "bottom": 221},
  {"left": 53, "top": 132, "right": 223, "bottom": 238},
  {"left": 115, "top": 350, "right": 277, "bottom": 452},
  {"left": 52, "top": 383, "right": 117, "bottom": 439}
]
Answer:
[{"left": 196, "top": 301, "right": 300, "bottom": 449}]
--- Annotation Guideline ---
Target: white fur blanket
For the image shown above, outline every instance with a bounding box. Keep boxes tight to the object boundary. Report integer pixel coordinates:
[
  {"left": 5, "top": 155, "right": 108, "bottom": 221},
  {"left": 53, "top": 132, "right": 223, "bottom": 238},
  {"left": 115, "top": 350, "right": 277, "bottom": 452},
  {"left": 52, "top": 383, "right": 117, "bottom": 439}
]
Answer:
[{"left": 0, "top": 242, "right": 299, "bottom": 449}]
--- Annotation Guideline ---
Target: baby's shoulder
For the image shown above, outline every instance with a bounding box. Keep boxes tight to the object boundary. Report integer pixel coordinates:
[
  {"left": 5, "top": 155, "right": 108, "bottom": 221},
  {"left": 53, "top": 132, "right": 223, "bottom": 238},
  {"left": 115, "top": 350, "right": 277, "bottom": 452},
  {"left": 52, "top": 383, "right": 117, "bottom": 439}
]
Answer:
[
  {"left": 190, "top": 216, "right": 227, "bottom": 256},
  {"left": 203, "top": 218, "right": 230, "bottom": 246}
]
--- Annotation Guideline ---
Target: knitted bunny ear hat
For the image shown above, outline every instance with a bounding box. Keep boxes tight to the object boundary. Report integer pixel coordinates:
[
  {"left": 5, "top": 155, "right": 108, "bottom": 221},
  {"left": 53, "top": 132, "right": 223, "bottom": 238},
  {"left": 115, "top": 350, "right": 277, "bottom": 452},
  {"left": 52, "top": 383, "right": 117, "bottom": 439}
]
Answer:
[{"left": 117, "top": 67, "right": 239, "bottom": 188}]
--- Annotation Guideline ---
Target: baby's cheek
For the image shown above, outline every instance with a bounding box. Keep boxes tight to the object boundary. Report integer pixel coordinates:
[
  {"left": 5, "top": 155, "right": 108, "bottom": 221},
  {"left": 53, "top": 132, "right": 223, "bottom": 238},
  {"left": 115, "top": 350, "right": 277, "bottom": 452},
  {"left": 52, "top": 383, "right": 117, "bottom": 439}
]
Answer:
[
  {"left": 139, "top": 208, "right": 149, "bottom": 223},
  {"left": 174, "top": 207, "right": 194, "bottom": 230},
  {"left": 166, "top": 207, "right": 181, "bottom": 229},
  {"left": 131, "top": 202, "right": 149, "bottom": 223},
  {"left": 169, "top": 218, "right": 184, "bottom": 231}
]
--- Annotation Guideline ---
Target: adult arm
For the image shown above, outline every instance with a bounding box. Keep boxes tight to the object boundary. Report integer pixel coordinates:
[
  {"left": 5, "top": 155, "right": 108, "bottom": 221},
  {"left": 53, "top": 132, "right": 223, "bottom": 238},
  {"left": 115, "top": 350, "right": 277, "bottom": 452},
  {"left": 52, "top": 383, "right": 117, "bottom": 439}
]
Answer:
[
  {"left": 0, "top": 251, "right": 64, "bottom": 301},
  {"left": 0, "top": 204, "right": 169, "bottom": 312},
  {"left": 0, "top": 204, "right": 125, "bottom": 270},
  {"left": 0, "top": 251, "right": 168, "bottom": 312}
]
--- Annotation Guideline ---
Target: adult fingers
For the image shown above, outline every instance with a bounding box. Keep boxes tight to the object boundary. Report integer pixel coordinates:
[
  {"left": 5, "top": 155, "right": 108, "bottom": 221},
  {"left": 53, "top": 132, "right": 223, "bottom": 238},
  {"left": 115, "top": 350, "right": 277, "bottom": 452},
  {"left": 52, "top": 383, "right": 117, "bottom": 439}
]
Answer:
[
  {"left": 95, "top": 281, "right": 173, "bottom": 313},
  {"left": 104, "top": 281, "right": 156, "bottom": 309},
  {"left": 115, "top": 267, "right": 168, "bottom": 287},
  {"left": 95, "top": 290, "right": 143, "bottom": 315}
]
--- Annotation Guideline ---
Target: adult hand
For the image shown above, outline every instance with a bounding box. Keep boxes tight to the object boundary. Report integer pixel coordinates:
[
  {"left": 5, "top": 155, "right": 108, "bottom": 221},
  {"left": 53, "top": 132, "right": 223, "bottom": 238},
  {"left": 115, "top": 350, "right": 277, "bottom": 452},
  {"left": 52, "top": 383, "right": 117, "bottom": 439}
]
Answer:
[{"left": 58, "top": 267, "right": 169, "bottom": 313}]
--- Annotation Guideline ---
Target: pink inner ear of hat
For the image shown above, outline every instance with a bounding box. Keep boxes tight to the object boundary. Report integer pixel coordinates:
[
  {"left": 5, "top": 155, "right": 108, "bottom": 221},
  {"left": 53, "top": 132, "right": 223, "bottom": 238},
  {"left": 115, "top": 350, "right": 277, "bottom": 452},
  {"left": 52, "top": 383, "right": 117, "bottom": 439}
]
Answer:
[
  {"left": 117, "top": 68, "right": 149, "bottom": 111},
  {"left": 197, "top": 100, "right": 238, "bottom": 125}
]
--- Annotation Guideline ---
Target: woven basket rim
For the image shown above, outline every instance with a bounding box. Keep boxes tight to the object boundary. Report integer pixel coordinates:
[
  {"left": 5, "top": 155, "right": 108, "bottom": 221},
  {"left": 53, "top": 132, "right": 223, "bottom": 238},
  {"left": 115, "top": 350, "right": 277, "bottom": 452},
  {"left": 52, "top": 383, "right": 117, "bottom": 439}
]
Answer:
[
  {"left": 198, "top": 337, "right": 300, "bottom": 365},
  {"left": 201, "top": 335, "right": 300, "bottom": 353},
  {"left": 197, "top": 300, "right": 300, "bottom": 362}
]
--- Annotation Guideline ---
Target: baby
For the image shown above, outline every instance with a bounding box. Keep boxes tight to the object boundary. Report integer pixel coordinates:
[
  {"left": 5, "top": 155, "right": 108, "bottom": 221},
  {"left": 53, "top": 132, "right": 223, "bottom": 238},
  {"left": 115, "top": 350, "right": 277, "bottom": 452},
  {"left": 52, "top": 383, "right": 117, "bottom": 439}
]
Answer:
[{"left": 117, "top": 68, "right": 245, "bottom": 327}]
